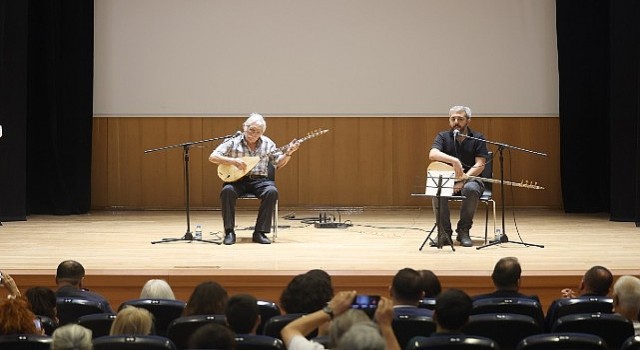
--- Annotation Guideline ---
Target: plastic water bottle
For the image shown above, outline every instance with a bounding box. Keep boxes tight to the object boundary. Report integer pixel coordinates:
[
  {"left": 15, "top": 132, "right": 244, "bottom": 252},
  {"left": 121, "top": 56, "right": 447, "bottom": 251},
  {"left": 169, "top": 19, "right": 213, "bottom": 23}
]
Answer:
[
  {"left": 494, "top": 228, "right": 502, "bottom": 242},
  {"left": 194, "top": 225, "right": 202, "bottom": 240}
]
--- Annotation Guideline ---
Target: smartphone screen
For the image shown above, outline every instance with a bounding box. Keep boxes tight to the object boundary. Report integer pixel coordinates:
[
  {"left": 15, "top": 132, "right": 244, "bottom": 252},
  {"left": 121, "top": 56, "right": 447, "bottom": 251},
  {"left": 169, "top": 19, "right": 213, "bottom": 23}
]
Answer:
[{"left": 351, "top": 295, "right": 380, "bottom": 318}]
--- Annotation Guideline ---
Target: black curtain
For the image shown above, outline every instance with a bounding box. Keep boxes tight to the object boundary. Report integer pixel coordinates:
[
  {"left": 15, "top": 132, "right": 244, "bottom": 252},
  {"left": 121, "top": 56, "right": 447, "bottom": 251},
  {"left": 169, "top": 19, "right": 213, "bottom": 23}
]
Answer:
[
  {"left": 0, "top": 1, "right": 93, "bottom": 220},
  {"left": 557, "top": 0, "right": 640, "bottom": 224},
  {"left": 608, "top": 0, "right": 640, "bottom": 223},
  {"left": 0, "top": 0, "right": 28, "bottom": 221}
]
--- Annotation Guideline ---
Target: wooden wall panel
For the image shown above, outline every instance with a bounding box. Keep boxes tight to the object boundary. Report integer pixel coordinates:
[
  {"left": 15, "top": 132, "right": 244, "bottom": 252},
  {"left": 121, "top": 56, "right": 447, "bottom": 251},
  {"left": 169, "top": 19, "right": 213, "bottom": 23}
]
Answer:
[{"left": 92, "top": 116, "right": 561, "bottom": 209}]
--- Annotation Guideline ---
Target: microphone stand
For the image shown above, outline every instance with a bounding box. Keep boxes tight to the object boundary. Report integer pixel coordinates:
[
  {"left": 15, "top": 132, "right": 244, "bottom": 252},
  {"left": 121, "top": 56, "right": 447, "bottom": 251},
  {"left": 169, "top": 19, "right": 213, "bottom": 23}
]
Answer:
[
  {"left": 145, "top": 133, "right": 237, "bottom": 244},
  {"left": 458, "top": 134, "right": 547, "bottom": 249}
]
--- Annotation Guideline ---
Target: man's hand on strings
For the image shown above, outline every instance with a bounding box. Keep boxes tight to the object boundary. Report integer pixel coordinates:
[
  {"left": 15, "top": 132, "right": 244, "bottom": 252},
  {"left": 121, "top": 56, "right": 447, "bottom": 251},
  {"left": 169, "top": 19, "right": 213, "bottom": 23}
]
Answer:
[
  {"left": 285, "top": 139, "right": 300, "bottom": 156},
  {"left": 232, "top": 158, "right": 247, "bottom": 171}
]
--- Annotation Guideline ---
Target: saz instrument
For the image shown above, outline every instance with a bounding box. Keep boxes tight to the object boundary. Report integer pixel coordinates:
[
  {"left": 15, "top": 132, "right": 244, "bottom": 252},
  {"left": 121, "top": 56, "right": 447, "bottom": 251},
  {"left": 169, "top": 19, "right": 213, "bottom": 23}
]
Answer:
[
  {"left": 427, "top": 161, "right": 544, "bottom": 190},
  {"left": 217, "top": 129, "right": 329, "bottom": 182}
]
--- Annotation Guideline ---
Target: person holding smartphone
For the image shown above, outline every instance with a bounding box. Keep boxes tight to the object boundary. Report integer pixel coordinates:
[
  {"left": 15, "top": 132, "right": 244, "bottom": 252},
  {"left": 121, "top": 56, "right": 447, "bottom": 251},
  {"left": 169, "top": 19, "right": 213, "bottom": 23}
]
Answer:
[{"left": 281, "top": 290, "right": 401, "bottom": 350}]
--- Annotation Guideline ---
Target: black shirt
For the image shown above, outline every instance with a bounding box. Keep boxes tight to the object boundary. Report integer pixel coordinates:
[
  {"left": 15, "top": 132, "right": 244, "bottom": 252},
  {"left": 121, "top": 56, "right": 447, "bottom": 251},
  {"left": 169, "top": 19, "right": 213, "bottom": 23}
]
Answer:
[{"left": 431, "top": 127, "right": 489, "bottom": 171}]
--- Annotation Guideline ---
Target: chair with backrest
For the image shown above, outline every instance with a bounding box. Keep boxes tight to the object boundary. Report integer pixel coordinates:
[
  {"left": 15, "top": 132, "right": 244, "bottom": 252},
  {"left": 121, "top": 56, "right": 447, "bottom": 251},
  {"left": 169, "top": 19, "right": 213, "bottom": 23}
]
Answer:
[
  {"left": 418, "top": 297, "right": 437, "bottom": 310},
  {"left": 238, "top": 163, "right": 279, "bottom": 242},
  {"left": 406, "top": 335, "right": 499, "bottom": 350},
  {"left": 516, "top": 332, "right": 608, "bottom": 350},
  {"left": 92, "top": 335, "right": 177, "bottom": 350},
  {"left": 622, "top": 335, "right": 640, "bottom": 350},
  {"left": 166, "top": 314, "right": 227, "bottom": 350},
  {"left": 56, "top": 297, "right": 107, "bottom": 325},
  {"left": 119, "top": 298, "right": 186, "bottom": 336},
  {"left": 551, "top": 312, "right": 635, "bottom": 350},
  {"left": 77, "top": 312, "right": 117, "bottom": 338},
  {"left": 471, "top": 297, "right": 545, "bottom": 327},
  {"left": 262, "top": 313, "right": 304, "bottom": 339},
  {"left": 35, "top": 315, "right": 57, "bottom": 336},
  {"left": 0, "top": 334, "right": 52, "bottom": 350},
  {"left": 235, "top": 334, "right": 285, "bottom": 350},
  {"left": 256, "top": 300, "right": 282, "bottom": 335},
  {"left": 462, "top": 313, "right": 542, "bottom": 350},
  {"left": 447, "top": 152, "right": 495, "bottom": 244},
  {"left": 392, "top": 314, "right": 437, "bottom": 350},
  {"left": 477, "top": 152, "right": 496, "bottom": 243},
  {"left": 545, "top": 296, "right": 614, "bottom": 331}
]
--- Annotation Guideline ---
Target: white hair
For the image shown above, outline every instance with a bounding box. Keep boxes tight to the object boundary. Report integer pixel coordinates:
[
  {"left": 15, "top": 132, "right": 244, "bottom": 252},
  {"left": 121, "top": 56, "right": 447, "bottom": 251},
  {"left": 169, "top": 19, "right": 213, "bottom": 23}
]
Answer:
[
  {"left": 243, "top": 112, "right": 267, "bottom": 132},
  {"left": 140, "top": 279, "right": 176, "bottom": 300},
  {"left": 337, "top": 322, "right": 385, "bottom": 350},
  {"left": 51, "top": 324, "right": 93, "bottom": 350},
  {"left": 449, "top": 106, "right": 472, "bottom": 119},
  {"left": 613, "top": 275, "right": 640, "bottom": 310}
]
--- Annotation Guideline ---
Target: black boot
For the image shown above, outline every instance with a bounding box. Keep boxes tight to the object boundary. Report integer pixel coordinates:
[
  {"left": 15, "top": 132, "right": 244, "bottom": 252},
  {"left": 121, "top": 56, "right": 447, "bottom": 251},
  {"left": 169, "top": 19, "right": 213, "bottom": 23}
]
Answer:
[
  {"left": 223, "top": 231, "right": 236, "bottom": 245},
  {"left": 456, "top": 229, "right": 473, "bottom": 247}
]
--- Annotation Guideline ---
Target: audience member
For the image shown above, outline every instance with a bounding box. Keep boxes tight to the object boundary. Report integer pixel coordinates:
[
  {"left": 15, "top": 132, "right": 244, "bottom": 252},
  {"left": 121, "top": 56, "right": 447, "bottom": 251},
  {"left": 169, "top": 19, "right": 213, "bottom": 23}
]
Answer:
[
  {"left": 545, "top": 265, "right": 614, "bottom": 330},
  {"left": 55, "top": 260, "right": 114, "bottom": 312},
  {"left": 25, "top": 286, "right": 59, "bottom": 324},
  {"left": 226, "top": 293, "right": 260, "bottom": 334},
  {"left": 109, "top": 306, "right": 155, "bottom": 335},
  {"left": 51, "top": 324, "right": 93, "bottom": 350},
  {"left": 559, "top": 265, "right": 614, "bottom": 299},
  {"left": 280, "top": 272, "right": 334, "bottom": 314},
  {"left": 139, "top": 279, "right": 176, "bottom": 300},
  {"left": 431, "top": 288, "right": 473, "bottom": 335},
  {"left": 612, "top": 275, "right": 640, "bottom": 335},
  {"left": 281, "top": 290, "right": 401, "bottom": 350},
  {"left": 0, "top": 297, "right": 40, "bottom": 335},
  {"left": 390, "top": 267, "right": 433, "bottom": 317},
  {"left": 1, "top": 271, "right": 21, "bottom": 298},
  {"left": 188, "top": 323, "right": 236, "bottom": 350},
  {"left": 182, "top": 280, "right": 228, "bottom": 316},
  {"left": 418, "top": 269, "right": 442, "bottom": 298},
  {"left": 336, "top": 322, "right": 385, "bottom": 350},
  {"left": 280, "top": 270, "right": 335, "bottom": 336},
  {"left": 472, "top": 257, "right": 539, "bottom": 301},
  {"left": 306, "top": 269, "right": 334, "bottom": 290}
]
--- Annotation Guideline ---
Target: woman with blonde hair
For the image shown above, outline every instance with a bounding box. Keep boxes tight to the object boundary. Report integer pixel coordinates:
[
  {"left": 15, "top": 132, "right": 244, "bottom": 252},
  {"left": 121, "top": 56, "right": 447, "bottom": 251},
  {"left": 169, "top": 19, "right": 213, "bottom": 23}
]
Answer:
[
  {"left": 110, "top": 306, "right": 155, "bottom": 335},
  {"left": 51, "top": 324, "right": 93, "bottom": 350}
]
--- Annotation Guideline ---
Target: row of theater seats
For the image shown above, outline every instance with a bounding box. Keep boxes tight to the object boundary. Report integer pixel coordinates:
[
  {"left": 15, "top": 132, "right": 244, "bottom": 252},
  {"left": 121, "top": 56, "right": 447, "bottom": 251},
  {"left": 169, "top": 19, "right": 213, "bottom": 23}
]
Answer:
[
  {"left": 0, "top": 334, "right": 285, "bottom": 350},
  {"left": 3, "top": 295, "right": 638, "bottom": 350}
]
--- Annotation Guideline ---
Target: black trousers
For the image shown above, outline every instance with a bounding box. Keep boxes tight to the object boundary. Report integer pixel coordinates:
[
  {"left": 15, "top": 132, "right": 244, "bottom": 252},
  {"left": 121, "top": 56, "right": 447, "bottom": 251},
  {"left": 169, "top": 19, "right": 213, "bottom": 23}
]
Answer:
[{"left": 220, "top": 177, "right": 278, "bottom": 233}]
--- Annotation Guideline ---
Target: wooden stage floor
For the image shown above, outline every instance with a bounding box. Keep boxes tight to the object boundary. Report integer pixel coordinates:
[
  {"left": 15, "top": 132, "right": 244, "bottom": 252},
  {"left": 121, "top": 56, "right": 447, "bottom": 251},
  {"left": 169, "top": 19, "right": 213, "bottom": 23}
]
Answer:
[{"left": 1, "top": 208, "right": 638, "bottom": 311}]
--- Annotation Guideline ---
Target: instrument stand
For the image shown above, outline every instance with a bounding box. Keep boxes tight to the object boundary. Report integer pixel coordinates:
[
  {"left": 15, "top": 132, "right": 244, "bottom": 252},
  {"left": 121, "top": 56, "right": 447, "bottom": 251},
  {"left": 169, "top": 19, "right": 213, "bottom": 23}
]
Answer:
[
  {"left": 472, "top": 143, "right": 546, "bottom": 249},
  {"left": 145, "top": 134, "right": 236, "bottom": 245},
  {"left": 415, "top": 174, "right": 465, "bottom": 252}
]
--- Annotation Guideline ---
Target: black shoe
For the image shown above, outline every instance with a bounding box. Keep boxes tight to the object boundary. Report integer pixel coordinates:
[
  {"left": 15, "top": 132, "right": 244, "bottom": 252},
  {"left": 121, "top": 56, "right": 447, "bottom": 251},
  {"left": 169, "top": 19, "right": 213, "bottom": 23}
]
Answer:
[
  {"left": 223, "top": 232, "right": 236, "bottom": 245},
  {"left": 455, "top": 229, "right": 473, "bottom": 247},
  {"left": 252, "top": 232, "right": 271, "bottom": 244}
]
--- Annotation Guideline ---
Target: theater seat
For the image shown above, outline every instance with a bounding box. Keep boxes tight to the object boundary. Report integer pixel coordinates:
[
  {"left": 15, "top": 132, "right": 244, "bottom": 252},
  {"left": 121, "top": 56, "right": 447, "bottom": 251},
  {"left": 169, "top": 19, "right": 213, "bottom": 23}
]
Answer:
[
  {"left": 406, "top": 335, "right": 499, "bottom": 350},
  {"left": 92, "top": 335, "right": 176, "bottom": 350},
  {"left": 0, "top": 334, "right": 52, "bottom": 350}
]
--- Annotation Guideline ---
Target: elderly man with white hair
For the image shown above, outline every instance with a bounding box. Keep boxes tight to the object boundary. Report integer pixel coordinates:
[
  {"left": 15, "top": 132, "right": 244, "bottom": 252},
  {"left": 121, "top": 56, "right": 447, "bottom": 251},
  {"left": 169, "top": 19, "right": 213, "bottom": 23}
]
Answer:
[
  {"left": 209, "top": 113, "right": 299, "bottom": 245},
  {"left": 613, "top": 275, "right": 640, "bottom": 335}
]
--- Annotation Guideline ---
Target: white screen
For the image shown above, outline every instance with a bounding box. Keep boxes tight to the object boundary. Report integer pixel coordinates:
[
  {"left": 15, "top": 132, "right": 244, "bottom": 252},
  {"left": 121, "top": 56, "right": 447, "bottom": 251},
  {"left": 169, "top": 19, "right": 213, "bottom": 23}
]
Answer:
[{"left": 94, "top": 0, "right": 558, "bottom": 115}]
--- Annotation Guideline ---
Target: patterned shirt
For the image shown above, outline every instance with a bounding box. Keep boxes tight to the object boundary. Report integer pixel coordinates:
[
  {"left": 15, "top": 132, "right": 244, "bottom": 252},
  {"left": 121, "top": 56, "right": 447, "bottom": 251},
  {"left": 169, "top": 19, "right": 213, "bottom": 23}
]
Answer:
[{"left": 213, "top": 134, "right": 282, "bottom": 177}]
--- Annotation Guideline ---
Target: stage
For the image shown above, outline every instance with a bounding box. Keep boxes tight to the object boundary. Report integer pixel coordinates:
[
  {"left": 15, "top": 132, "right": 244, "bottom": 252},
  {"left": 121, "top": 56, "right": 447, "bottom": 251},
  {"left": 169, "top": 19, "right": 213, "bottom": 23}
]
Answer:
[{"left": 1, "top": 208, "right": 638, "bottom": 312}]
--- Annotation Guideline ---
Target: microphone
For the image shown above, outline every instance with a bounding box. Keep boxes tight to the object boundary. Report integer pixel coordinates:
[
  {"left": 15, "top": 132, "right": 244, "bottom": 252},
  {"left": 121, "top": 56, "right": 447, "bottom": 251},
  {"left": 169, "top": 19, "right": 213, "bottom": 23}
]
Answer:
[{"left": 453, "top": 129, "right": 459, "bottom": 139}]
